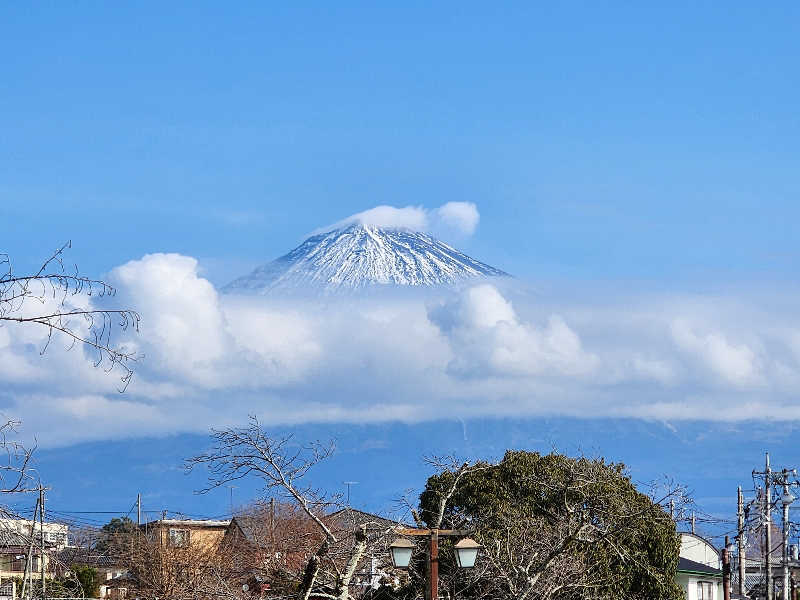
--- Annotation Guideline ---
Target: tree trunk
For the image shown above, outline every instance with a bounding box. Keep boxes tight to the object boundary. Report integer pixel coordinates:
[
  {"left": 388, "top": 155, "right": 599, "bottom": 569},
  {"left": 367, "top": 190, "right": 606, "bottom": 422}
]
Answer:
[
  {"left": 299, "top": 538, "right": 330, "bottom": 600},
  {"left": 336, "top": 526, "right": 368, "bottom": 600}
]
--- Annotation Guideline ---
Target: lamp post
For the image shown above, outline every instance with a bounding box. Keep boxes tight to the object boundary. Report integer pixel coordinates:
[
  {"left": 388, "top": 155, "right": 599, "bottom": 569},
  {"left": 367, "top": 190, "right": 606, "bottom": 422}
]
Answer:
[{"left": 389, "top": 528, "right": 482, "bottom": 600}]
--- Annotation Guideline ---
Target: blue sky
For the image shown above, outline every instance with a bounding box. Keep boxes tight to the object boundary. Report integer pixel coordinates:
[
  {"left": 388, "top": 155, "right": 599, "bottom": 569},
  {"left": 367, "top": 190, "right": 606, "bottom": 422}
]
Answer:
[
  {"left": 2, "top": 2, "right": 800, "bottom": 545},
  {"left": 3, "top": 2, "right": 799, "bottom": 284}
]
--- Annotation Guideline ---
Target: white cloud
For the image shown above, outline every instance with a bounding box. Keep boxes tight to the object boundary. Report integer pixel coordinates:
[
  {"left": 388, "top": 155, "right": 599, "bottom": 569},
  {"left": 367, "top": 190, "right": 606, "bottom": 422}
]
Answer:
[
  {"left": 434, "top": 202, "right": 480, "bottom": 235},
  {"left": 429, "top": 285, "right": 599, "bottom": 377},
  {"left": 318, "top": 205, "right": 429, "bottom": 232},
  {"left": 6, "top": 253, "right": 800, "bottom": 446},
  {"left": 316, "top": 202, "right": 481, "bottom": 236},
  {"left": 670, "top": 319, "right": 760, "bottom": 387},
  {"left": 112, "top": 253, "right": 233, "bottom": 387}
]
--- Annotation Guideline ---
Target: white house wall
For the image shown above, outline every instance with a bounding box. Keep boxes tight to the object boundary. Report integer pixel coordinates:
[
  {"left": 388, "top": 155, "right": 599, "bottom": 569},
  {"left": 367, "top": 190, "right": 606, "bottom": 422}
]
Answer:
[
  {"left": 681, "top": 533, "right": 722, "bottom": 569},
  {"left": 677, "top": 573, "right": 724, "bottom": 600}
]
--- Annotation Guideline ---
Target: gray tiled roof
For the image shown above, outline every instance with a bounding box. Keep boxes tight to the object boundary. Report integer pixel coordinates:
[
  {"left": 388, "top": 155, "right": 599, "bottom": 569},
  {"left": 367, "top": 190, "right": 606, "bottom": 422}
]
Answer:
[
  {"left": 324, "top": 508, "right": 400, "bottom": 534},
  {"left": 677, "top": 557, "right": 723, "bottom": 577},
  {"left": 230, "top": 515, "right": 270, "bottom": 545},
  {"left": 57, "top": 547, "right": 121, "bottom": 568}
]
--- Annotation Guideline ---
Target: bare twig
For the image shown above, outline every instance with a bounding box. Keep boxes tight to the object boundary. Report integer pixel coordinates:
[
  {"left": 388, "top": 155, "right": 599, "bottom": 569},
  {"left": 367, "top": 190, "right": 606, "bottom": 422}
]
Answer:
[{"left": 0, "top": 242, "right": 141, "bottom": 390}]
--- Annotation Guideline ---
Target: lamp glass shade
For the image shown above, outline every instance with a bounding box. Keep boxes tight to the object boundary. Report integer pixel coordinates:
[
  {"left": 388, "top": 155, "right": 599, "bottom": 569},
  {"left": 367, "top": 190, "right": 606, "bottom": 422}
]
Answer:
[
  {"left": 389, "top": 538, "right": 414, "bottom": 569},
  {"left": 454, "top": 538, "right": 481, "bottom": 568},
  {"left": 783, "top": 491, "right": 796, "bottom": 506}
]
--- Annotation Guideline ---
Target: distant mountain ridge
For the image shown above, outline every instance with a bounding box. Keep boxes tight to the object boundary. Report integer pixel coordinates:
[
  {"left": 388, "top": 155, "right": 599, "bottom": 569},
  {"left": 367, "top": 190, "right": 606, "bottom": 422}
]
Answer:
[{"left": 224, "top": 223, "right": 508, "bottom": 294}]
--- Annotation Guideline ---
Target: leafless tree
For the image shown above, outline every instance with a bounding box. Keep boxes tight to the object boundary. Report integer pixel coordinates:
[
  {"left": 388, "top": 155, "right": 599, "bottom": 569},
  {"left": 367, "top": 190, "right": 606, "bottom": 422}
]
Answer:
[
  {"left": 68, "top": 524, "right": 103, "bottom": 551},
  {"left": 186, "top": 417, "right": 395, "bottom": 600},
  {"left": 113, "top": 526, "right": 238, "bottom": 600},
  {"left": 0, "top": 241, "right": 140, "bottom": 390},
  {"left": 0, "top": 419, "right": 38, "bottom": 493}
]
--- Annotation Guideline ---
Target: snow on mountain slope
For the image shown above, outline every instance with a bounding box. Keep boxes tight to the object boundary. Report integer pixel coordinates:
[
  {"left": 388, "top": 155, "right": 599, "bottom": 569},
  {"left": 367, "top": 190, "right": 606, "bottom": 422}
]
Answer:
[{"left": 223, "top": 223, "right": 508, "bottom": 294}]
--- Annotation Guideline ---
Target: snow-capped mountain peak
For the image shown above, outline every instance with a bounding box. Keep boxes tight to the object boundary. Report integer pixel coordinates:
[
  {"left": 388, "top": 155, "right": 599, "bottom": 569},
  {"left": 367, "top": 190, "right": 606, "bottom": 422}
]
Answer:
[{"left": 224, "top": 223, "right": 508, "bottom": 294}]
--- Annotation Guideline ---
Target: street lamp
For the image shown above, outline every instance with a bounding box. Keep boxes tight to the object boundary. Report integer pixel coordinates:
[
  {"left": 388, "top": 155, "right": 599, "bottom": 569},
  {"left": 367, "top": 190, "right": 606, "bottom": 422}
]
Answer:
[
  {"left": 389, "top": 528, "right": 482, "bottom": 600},
  {"left": 453, "top": 538, "right": 482, "bottom": 568},
  {"left": 389, "top": 537, "right": 415, "bottom": 569}
]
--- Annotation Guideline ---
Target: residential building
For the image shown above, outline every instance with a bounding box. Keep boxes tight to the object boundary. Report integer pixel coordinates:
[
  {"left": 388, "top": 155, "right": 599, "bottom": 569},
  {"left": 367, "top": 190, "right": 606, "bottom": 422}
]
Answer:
[
  {"left": 142, "top": 518, "right": 230, "bottom": 552},
  {"left": 0, "top": 519, "right": 66, "bottom": 583},
  {"left": 0, "top": 518, "right": 68, "bottom": 550},
  {"left": 56, "top": 547, "right": 128, "bottom": 599},
  {"left": 222, "top": 506, "right": 402, "bottom": 596},
  {"left": 676, "top": 532, "right": 724, "bottom": 600},
  {"left": 108, "top": 518, "right": 234, "bottom": 598},
  {"left": 732, "top": 549, "right": 800, "bottom": 599}
]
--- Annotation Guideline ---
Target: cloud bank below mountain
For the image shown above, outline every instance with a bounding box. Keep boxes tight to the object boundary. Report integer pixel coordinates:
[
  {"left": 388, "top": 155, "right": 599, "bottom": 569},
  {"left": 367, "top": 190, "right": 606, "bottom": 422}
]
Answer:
[{"left": 3, "top": 252, "right": 800, "bottom": 446}]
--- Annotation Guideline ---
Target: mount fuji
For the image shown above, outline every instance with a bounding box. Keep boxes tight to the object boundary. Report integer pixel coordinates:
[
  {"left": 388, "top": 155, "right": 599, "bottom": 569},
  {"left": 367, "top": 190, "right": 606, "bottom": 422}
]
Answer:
[{"left": 223, "top": 223, "right": 508, "bottom": 294}]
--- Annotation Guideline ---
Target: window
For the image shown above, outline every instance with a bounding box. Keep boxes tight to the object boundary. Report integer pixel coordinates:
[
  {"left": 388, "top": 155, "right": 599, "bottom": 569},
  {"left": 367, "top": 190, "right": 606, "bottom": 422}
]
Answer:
[
  {"left": 41, "top": 531, "right": 66, "bottom": 545},
  {"left": 11, "top": 555, "right": 38, "bottom": 572},
  {"left": 10, "top": 556, "right": 26, "bottom": 572},
  {"left": 168, "top": 528, "right": 189, "bottom": 547},
  {"left": 697, "top": 581, "right": 714, "bottom": 600}
]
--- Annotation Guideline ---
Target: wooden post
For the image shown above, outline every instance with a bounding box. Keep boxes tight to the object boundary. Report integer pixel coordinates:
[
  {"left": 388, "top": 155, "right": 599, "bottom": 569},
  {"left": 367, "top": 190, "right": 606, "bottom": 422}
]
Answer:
[{"left": 429, "top": 529, "right": 438, "bottom": 600}]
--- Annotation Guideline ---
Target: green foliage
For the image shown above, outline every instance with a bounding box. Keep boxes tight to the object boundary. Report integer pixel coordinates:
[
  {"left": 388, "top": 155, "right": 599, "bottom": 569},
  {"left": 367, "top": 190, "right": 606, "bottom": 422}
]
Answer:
[
  {"left": 71, "top": 564, "right": 100, "bottom": 598},
  {"left": 97, "top": 516, "right": 137, "bottom": 553},
  {"left": 419, "top": 450, "right": 683, "bottom": 600},
  {"left": 11, "top": 575, "right": 79, "bottom": 599},
  {"left": 101, "top": 516, "right": 137, "bottom": 536}
]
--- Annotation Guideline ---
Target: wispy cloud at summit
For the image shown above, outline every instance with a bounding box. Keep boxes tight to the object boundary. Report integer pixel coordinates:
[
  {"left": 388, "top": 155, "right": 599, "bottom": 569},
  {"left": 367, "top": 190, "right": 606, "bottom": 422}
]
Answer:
[{"left": 314, "top": 202, "right": 480, "bottom": 236}]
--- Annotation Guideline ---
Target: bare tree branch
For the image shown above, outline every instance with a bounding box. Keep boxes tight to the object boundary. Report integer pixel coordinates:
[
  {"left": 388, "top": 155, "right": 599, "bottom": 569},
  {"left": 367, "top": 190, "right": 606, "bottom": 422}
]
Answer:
[{"left": 0, "top": 242, "right": 140, "bottom": 390}]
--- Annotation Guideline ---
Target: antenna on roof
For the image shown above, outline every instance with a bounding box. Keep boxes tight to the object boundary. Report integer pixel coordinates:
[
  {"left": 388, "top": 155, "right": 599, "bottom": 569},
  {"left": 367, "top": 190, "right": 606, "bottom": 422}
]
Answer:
[
  {"left": 343, "top": 482, "right": 359, "bottom": 506},
  {"left": 227, "top": 485, "right": 238, "bottom": 516}
]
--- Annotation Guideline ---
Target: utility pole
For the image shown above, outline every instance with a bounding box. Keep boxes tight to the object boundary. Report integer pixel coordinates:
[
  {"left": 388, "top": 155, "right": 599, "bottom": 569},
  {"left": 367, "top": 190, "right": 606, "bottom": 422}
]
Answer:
[
  {"left": 783, "top": 476, "right": 791, "bottom": 600},
  {"left": 739, "top": 486, "right": 746, "bottom": 598},
  {"left": 21, "top": 496, "right": 40, "bottom": 600},
  {"left": 780, "top": 468, "right": 797, "bottom": 600},
  {"left": 755, "top": 453, "right": 774, "bottom": 600},
  {"left": 39, "top": 486, "right": 45, "bottom": 600},
  {"left": 691, "top": 511, "right": 696, "bottom": 535},
  {"left": 723, "top": 534, "right": 731, "bottom": 600},
  {"left": 137, "top": 493, "right": 141, "bottom": 526}
]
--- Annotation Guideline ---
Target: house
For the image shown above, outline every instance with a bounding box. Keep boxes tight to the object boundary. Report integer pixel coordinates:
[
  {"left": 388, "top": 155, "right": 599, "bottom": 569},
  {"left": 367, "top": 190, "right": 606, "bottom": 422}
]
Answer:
[
  {"left": 0, "top": 524, "right": 63, "bottom": 582},
  {"left": 731, "top": 542, "right": 800, "bottom": 600},
  {"left": 56, "top": 547, "right": 127, "bottom": 599},
  {"left": 102, "top": 518, "right": 234, "bottom": 599},
  {"left": 0, "top": 519, "right": 68, "bottom": 550},
  {"left": 676, "top": 533, "right": 724, "bottom": 600},
  {"left": 221, "top": 506, "right": 402, "bottom": 596},
  {"left": 141, "top": 518, "right": 230, "bottom": 551}
]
